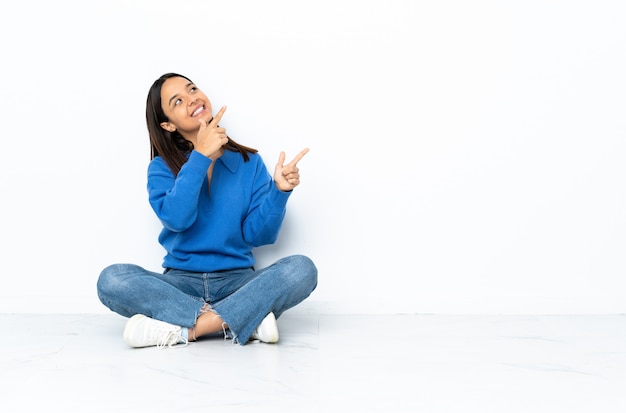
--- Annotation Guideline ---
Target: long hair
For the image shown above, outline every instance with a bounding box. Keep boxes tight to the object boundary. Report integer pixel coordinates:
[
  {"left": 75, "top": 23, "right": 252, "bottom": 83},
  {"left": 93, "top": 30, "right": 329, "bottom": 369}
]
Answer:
[{"left": 146, "top": 72, "right": 258, "bottom": 176}]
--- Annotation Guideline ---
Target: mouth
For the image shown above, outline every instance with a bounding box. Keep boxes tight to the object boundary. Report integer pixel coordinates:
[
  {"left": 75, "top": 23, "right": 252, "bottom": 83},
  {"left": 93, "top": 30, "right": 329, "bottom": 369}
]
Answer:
[{"left": 191, "top": 104, "right": 206, "bottom": 117}]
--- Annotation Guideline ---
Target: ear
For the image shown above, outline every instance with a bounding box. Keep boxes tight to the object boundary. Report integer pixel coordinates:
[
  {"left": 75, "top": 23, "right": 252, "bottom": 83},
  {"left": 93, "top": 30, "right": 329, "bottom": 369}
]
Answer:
[{"left": 160, "top": 121, "right": 176, "bottom": 132}]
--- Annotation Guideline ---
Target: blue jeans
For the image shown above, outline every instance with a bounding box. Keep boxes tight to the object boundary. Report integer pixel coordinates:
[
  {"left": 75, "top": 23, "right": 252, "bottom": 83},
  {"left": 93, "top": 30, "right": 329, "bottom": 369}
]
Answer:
[{"left": 97, "top": 254, "right": 317, "bottom": 345}]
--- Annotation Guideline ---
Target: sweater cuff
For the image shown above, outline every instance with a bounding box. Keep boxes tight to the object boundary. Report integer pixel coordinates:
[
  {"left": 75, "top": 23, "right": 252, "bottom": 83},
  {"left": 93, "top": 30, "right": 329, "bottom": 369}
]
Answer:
[
  {"left": 269, "top": 182, "right": 292, "bottom": 206},
  {"left": 186, "top": 150, "right": 213, "bottom": 175}
]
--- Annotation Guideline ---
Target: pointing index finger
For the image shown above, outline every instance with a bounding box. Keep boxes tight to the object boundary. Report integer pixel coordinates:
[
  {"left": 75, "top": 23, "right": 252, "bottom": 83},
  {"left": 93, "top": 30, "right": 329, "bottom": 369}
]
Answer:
[
  {"left": 210, "top": 105, "right": 227, "bottom": 126},
  {"left": 288, "top": 148, "right": 310, "bottom": 167}
]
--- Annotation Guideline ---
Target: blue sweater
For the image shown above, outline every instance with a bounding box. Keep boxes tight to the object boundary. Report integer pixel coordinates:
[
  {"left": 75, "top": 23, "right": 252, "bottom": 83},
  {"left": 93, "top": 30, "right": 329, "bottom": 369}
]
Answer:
[{"left": 147, "top": 149, "right": 291, "bottom": 272}]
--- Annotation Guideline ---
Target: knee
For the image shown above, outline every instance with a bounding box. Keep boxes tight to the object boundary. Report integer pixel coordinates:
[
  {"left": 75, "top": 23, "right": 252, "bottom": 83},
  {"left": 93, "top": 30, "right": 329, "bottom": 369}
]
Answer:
[
  {"left": 96, "top": 263, "right": 140, "bottom": 297},
  {"left": 285, "top": 254, "right": 318, "bottom": 291}
]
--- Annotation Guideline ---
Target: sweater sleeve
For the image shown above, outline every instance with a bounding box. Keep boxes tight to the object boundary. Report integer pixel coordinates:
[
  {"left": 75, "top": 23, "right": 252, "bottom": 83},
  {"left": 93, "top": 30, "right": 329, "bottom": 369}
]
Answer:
[
  {"left": 242, "top": 156, "right": 292, "bottom": 246},
  {"left": 147, "top": 151, "right": 212, "bottom": 232}
]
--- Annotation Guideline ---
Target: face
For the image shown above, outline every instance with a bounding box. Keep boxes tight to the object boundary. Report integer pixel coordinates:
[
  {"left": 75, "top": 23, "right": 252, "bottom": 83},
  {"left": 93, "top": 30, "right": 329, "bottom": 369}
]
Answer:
[{"left": 160, "top": 76, "right": 213, "bottom": 137}]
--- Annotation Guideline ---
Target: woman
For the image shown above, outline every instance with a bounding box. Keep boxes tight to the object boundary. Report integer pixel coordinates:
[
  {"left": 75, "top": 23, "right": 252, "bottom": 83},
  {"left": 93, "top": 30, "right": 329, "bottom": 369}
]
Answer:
[{"left": 97, "top": 72, "right": 317, "bottom": 348}]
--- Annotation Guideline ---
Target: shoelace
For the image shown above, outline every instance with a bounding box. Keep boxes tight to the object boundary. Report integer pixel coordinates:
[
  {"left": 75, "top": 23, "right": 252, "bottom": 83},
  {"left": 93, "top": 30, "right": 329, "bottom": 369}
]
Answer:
[{"left": 154, "top": 329, "right": 188, "bottom": 349}]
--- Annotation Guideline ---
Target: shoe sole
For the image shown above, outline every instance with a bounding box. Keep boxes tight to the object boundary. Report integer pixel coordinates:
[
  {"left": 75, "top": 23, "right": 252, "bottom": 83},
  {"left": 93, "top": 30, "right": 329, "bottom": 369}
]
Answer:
[{"left": 123, "top": 314, "right": 147, "bottom": 347}]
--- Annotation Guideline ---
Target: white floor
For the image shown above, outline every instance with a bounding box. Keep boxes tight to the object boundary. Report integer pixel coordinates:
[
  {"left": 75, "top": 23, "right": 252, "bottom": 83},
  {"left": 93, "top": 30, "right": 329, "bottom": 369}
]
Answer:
[{"left": 2, "top": 313, "right": 626, "bottom": 412}]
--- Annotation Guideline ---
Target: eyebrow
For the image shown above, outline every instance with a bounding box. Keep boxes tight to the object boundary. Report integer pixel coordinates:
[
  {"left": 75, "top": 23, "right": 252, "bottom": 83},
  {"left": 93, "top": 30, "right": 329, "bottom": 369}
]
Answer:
[{"left": 167, "top": 82, "right": 194, "bottom": 107}]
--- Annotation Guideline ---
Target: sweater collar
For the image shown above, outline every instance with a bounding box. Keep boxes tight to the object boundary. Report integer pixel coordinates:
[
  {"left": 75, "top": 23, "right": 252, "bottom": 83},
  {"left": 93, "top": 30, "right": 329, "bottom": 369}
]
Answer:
[{"left": 218, "top": 149, "right": 241, "bottom": 174}]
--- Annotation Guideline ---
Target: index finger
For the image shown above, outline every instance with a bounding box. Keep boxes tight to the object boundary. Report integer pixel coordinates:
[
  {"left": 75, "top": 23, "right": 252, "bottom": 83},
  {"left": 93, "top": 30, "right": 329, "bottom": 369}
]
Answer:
[
  {"left": 288, "top": 148, "right": 310, "bottom": 167},
  {"left": 210, "top": 105, "right": 227, "bottom": 126}
]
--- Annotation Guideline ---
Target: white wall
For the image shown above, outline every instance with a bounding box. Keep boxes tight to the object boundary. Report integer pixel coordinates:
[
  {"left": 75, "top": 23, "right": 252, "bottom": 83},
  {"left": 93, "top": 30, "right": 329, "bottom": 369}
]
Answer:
[{"left": 1, "top": 0, "right": 624, "bottom": 314}]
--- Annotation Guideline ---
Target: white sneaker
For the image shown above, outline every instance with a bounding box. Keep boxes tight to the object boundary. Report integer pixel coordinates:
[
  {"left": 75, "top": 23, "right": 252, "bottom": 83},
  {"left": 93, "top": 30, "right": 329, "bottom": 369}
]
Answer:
[
  {"left": 250, "top": 312, "right": 279, "bottom": 343},
  {"left": 123, "top": 314, "right": 187, "bottom": 348}
]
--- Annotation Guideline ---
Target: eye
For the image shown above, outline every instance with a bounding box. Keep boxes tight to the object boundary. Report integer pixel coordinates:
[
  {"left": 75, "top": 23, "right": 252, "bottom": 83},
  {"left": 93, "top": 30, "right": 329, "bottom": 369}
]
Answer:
[
  {"left": 174, "top": 98, "right": 182, "bottom": 106},
  {"left": 189, "top": 86, "right": 198, "bottom": 93}
]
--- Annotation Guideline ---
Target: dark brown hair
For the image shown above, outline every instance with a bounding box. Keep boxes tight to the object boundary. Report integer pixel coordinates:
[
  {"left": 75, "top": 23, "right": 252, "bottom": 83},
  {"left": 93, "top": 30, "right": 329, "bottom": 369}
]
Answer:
[{"left": 146, "top": 72, "right": 257, "bottom": 175}]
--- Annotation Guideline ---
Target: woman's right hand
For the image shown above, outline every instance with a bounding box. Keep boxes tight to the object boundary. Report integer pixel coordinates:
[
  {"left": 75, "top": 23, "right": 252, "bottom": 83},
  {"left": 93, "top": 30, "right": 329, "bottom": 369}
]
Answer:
[{"left": 196, "top": 105, "right": 229, "bottom": 160}]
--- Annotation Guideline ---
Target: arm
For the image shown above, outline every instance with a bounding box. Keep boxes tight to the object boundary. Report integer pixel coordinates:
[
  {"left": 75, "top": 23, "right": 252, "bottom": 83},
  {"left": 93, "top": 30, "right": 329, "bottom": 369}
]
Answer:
[
  {"left": 147, "top": 151, "right": 212, "bottom": 232},
  {"left": 242, "top": 149, "right": 309, "bottom": 246}
]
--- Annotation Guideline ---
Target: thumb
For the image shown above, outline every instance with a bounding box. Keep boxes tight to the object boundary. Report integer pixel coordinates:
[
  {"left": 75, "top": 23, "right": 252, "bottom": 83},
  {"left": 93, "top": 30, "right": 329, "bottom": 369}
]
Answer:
[{"left": 276, "top": 151, "right": 286, "bottom": 168}]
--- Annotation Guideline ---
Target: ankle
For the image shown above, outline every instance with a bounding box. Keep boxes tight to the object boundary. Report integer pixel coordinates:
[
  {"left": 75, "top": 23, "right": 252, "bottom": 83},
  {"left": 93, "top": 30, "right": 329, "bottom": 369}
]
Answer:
[{"left": 188, "top": 327, "right": 198, "bottom": 342}]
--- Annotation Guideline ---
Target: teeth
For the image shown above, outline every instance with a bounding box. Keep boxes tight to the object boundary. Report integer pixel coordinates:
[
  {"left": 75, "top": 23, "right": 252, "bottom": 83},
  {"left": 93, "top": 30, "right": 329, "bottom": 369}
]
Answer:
[{"left": 192, "top": 106, "right": 204, "bottom": 117}]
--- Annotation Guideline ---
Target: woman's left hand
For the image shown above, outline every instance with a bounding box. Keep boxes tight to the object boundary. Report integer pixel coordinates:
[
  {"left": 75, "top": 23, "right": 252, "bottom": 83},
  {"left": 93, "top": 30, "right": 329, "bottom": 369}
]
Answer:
[{"left": 274, "top": 148, "right": 310, "bottom": 191}]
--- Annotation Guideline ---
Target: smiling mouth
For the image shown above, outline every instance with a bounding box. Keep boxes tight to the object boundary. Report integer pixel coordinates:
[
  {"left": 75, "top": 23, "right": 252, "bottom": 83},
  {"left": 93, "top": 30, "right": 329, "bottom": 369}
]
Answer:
[{"left": 192, "top": 105, "right": 205, "bottom": 117}]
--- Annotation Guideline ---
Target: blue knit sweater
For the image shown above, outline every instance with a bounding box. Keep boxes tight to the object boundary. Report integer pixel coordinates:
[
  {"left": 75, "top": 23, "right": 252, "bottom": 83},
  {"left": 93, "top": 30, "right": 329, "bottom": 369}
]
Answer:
[{"left": 147, "top": 149, "right": 291, "bottom": 272}]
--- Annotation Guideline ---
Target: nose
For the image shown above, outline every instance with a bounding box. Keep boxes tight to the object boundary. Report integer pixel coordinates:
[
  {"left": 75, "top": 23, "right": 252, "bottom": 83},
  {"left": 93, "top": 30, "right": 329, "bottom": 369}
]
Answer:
[{"left": 187, "top": 94, "right": 198, "bottom": 106}]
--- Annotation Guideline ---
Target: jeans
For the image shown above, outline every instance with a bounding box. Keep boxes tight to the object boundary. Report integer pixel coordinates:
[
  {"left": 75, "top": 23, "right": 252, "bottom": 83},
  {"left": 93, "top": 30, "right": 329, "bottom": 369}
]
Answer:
[{"left": 97, "top": 254, "right": 317, "bottom": 345}]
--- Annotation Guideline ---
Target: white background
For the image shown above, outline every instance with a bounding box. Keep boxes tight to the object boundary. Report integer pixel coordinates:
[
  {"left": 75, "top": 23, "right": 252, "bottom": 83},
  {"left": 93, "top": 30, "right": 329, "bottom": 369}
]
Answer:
[{"left": 1, "top": 0, "right": 624, "bottom": 314}]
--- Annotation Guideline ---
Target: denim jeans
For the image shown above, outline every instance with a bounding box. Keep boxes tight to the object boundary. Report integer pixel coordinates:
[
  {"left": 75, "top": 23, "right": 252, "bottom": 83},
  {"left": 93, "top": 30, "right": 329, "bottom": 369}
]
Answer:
[{"left": 97, "top": 254, "right": 317, "bottom": 345}]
